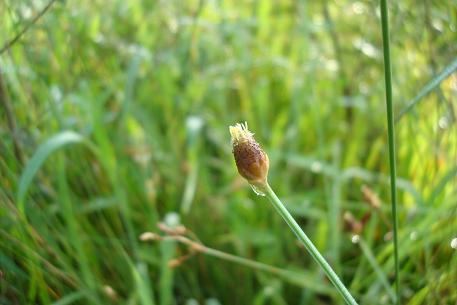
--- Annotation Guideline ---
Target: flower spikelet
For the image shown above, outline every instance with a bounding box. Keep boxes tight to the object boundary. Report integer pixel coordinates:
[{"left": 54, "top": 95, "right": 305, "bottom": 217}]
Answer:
[{"left": 229, "top": 122, "right": 269, "bottom": 186}]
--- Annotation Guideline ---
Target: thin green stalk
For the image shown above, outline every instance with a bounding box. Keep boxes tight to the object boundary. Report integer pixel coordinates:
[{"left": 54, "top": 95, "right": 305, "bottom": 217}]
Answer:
[
  {"left": 200, "top": 244, "right": 332, "bottom": 294},
  {"left": 263, "top": 183, "right": 358, "bottom": 305},
  {"left": 153, "top": 234, "right": 333, "bottom": 294},
  {"left": 380, "top": 0, "right": 400, "bottom": 303}
]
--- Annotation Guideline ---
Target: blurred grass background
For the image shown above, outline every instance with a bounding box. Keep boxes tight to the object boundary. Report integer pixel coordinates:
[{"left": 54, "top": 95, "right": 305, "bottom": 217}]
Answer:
[{"left": 1, "top": 0, "right": 456, "bottom": 304}]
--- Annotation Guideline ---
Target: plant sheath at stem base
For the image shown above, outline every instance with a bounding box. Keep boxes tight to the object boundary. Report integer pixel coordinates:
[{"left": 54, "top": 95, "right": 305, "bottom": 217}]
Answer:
[{"left": 262, "top": 183, "right": 359, "bottom": 305}]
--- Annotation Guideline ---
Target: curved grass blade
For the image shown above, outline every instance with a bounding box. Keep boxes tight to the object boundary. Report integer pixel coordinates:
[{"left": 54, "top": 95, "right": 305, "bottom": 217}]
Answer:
[
  {"left": 16, "top": 131, "right": 85, "bottom": 215},
  {"left": 396, "top": 57, "right": 457, "bottom": 122},
  {"left": 379, "top": 0, "right": 400, "bottom": 303}
]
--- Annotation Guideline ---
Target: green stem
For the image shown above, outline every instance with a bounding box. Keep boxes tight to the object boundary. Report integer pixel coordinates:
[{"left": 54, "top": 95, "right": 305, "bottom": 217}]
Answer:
[
  {"left": 202, "top": 245, "right": 331, "bottom": 294},
  {"left": 160, "top": 235, "right": 332, "bottom": 294},
  {"left": 263, "top": 183, "right": 358, "bottom": 305},
  {"left": 380, "top": 0, "right": 400, "bottom": 303}
]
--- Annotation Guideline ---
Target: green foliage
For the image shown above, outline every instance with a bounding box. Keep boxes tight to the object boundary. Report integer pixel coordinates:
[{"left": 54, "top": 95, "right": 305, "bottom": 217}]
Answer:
[{"left": 1, "top": 0, "right": 456, "bottom": 304}]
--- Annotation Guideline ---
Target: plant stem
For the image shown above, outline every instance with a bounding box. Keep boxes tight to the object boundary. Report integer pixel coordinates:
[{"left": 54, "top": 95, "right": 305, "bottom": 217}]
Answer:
[
  {"left": 155, "top": 235, "right": 332, "bottom": 294},
  {"left": 380, "top": 0, "right": 400, "bottom": 303},
  {"left": 263, "top": 183, "right": 359, "bottom": 305}
]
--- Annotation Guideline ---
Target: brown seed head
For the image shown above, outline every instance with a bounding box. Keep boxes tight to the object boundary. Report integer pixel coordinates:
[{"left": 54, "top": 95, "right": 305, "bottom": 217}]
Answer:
[
  {"left": 361, "top": 185, "right": 381, "bottom": 209},
  {"left": 229, "top": 122, "right": 269, "bottom": 186}
]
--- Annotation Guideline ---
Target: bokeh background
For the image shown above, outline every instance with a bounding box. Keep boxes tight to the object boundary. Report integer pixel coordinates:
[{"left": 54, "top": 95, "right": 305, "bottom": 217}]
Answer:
[{"left": 1, "top": 0, "right": 456, "bottom": 304}]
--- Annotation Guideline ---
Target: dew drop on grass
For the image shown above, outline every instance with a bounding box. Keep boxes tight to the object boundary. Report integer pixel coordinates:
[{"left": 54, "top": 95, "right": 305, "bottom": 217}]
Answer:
[
  {"left": 249, "top": 184, "right": 266, "bottom": 196},
  {"left": 438, "top": 116, "right": 449, "bottom": 130},
  {"left": 164, "top": 212, "right": 180, "bottom": 227},
  {"left": 185, "top": 299, "right": 199, "bottom": 305},
  {"left": 311, "top": 161, "right": 322, "bottom": 173},
  {"left": 351, "top": 235, "right": 360, "bottom": 244},
  {"left": 451, "top": 238, "right": 457, "bottom": 249}
]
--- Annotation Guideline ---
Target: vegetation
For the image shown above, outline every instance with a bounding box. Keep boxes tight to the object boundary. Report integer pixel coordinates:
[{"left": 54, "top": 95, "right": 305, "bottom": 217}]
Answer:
[{"left": 1, "top": 0, "right": 456, "bottom": 304}]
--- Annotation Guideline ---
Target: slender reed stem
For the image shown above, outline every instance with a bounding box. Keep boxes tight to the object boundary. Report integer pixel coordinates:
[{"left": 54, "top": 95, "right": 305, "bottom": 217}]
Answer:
[
  {"left": 263, "top": 183, "right": 358, "bottom": 305},
  {"left": 379, "top": 0, "right": 400, "bottom": 303}
]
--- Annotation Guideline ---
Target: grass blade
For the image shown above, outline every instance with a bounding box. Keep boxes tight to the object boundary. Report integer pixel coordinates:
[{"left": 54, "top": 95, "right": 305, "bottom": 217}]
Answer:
[
  {"left": 379, "top": 1, "right": 400, "bottom": 303},
  {"left": 131, "top": 261, "right": 156, "bottom": 305},
  {"left": 396, "top": 57, "right": 457, "bottom": 122},
  {"left": 358, "top": 238, "right": 396, "bottom": 303},
  {"left": 17, "top": 131, "right": 85, "bottom": 215}
]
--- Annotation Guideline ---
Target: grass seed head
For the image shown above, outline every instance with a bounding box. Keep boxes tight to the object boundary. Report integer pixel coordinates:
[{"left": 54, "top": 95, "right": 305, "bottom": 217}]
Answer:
[{"left": 229, "top": 122, "right": 269, "bottom": 187}]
